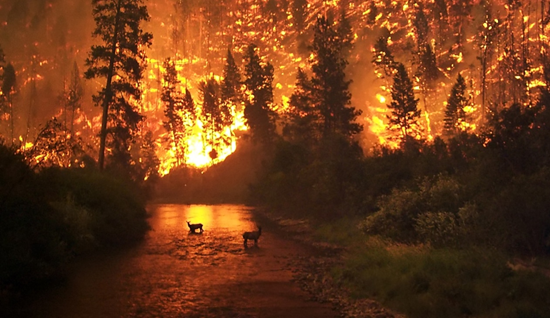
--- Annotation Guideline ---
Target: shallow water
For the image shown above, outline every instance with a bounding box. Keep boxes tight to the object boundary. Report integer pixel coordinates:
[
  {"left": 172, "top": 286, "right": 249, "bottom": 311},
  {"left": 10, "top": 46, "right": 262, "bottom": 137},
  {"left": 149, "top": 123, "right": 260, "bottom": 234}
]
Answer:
[{"left": 12, "top": 204, "right": 337, "bottom": 317}]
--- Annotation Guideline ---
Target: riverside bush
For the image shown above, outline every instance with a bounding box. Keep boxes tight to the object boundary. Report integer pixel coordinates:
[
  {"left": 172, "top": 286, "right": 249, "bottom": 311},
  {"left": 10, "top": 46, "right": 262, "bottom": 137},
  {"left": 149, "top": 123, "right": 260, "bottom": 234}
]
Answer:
[
  {"left": 0, "top": 144, "right": 149, "bottom": 290},
  {"left": 40, "top": 167, "right": 150, "bottom": 246}
]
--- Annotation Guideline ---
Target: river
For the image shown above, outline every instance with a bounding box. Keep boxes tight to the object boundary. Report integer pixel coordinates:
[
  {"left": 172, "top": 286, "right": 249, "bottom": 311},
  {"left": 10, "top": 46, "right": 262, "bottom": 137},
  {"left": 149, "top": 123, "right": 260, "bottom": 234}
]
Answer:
[{"left": 11, "top": 204, "right": 338, "bottom": 317}]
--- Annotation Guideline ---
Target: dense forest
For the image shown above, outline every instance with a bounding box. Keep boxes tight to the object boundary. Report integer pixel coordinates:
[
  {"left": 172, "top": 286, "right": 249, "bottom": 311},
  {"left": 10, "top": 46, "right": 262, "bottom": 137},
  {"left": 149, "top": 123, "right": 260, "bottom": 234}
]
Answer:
[{"left": 1, "top": 0, "right": 550, "bottom": 316}]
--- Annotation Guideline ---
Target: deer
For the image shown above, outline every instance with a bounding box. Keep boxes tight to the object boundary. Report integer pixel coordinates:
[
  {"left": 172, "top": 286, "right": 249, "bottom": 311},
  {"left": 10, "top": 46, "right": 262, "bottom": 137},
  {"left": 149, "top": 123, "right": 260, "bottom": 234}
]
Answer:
[
  {"left": 187, "top": 221, "right": 203, "bottom": 233},
  {"left": 243, "top": 226, "right": 262, "bottom": 247}
]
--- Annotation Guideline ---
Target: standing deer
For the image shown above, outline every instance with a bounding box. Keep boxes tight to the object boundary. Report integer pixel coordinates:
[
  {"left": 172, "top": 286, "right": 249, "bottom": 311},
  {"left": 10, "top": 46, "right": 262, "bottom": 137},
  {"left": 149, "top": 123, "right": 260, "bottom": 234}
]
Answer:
[
  {"left": 187, "top": 221, "right": 203, "bottom": 233},
  {"left": 243, "top": 226, "right": 262, "bottom": 247}
]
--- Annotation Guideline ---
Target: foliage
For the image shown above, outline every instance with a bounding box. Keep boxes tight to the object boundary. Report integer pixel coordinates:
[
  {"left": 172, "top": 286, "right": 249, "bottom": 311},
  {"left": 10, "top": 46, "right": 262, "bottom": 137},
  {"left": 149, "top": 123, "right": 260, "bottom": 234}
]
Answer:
[
  {"left": 85, "top": 0, "right": 153, "bottom": 171},
  {"left": 162, "top": 57, "right": 186, "bottom": 166},
  {"left": 243, "top": 43, "right": 277, "bottom": 146},
  {"left": 444, "top": 74, "right": 469, "bottom": 135},
  {"left": 0, "top": 143, "right": 149, "bottom": 290},
  {"left": 200, "top": 77, "right": 231, "bottom": 159},
  {"left": 310, "top": 15, "right": 362, "bottom": 140},
  {"left": 387, "top": 63, "right": 422, "bottom": 143},
  {"left": 0, "top": 144, "right": 67, "bottom": 288},
  {"left": 283, "top": 68, "right": 318, "bottom": 146}
]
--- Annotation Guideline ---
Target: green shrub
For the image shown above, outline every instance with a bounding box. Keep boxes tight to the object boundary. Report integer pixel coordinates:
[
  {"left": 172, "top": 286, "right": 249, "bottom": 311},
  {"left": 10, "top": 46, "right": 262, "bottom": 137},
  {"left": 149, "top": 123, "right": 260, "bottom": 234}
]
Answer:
[
  {"left": 414, "top": 212, "right": 459, "bottom": 247},
  {"left": 360, "top": 188, "right": 422, "bottom": 242},
  {"left": 361, "top": 174, "right": 470, "bottom": 245},
  {"left": 40, "top": 168, "right": 150, "bottom": 246}
]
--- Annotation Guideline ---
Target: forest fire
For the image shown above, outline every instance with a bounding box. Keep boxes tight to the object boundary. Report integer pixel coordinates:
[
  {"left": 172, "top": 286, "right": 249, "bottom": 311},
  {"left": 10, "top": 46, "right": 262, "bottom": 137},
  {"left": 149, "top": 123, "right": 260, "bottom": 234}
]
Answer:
[{"left": 0, "top": 0, "right": 549, "bottom": 176}]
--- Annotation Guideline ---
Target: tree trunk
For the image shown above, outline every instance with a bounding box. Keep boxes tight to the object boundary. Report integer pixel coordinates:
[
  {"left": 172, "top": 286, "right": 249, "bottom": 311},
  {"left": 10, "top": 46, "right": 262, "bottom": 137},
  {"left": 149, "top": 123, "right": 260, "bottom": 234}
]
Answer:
[{"left": 98, "top": 0, "right": 122, "bottom": 170}]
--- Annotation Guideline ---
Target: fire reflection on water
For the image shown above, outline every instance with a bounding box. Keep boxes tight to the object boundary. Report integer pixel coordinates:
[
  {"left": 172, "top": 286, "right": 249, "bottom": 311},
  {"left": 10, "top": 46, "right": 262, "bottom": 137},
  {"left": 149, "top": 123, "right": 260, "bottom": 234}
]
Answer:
[{"left": 148, "top": 204, "right": 255, "bottom": 234}]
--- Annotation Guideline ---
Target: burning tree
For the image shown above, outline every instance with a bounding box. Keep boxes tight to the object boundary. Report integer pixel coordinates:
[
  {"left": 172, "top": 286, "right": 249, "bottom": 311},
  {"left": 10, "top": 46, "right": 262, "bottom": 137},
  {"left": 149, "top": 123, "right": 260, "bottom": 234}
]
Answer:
[
  {"left": 85, "top": 0, "right": 153, "bottom": 171},
  {"left": 26, "top": 117, "right": 86, "bottom": 169}
]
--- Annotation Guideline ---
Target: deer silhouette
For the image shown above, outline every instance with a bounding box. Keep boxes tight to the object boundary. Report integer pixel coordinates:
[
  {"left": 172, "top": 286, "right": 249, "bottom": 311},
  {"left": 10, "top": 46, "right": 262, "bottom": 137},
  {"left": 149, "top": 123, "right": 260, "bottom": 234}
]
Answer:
[
  {"left": 243, "top": 226, "right": 262, "bottom": 247},
  {"left": 187, "top": 221, "right": 203, "bottom": 233}
]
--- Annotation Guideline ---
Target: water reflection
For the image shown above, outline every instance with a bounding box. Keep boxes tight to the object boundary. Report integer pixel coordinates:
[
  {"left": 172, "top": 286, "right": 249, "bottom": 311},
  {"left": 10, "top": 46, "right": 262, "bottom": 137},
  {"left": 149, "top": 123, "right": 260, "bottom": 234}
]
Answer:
[
  {"left": 15, "top": 204, "right": 337, "bottom": 318},
  {"left": 148, "top": 204, "right": 255, "bottom": 234}
]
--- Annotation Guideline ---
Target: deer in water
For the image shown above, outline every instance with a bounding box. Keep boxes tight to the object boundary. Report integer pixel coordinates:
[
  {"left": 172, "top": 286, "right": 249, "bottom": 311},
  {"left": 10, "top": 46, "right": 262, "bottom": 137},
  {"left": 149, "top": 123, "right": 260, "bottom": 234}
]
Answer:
[
  {"left": 243, "top": 226, "right": 262, "bottom": 247},
  {"left": 187, "top": 221, "right": 203, "bottom": 233}
]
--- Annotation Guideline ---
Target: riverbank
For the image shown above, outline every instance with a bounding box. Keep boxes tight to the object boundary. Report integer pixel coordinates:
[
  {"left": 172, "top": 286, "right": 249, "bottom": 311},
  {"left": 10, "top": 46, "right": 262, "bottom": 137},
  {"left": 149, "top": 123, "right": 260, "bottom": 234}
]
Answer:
[
  {"left": 252, "top": 209, "right": 404, "bottom": 318},
  {"left": 254, "top": 208, "right": 550, "bottom": 318}
]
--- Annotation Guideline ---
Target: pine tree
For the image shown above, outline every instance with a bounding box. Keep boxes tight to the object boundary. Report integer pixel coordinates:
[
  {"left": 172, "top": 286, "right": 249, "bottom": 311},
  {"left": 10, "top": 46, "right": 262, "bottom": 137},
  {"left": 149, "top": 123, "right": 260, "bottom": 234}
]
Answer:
[
  {"left": 243, "top": 43, "right": 276, "bottom": 146},
  {"left": 162, "top": 57, "right": 185, "bottom": 166},
  {"left": 85, "top": 0, "right": 153, "bottom": 171},
  {"left": 444, "top": 74, "right": 469, "bottom": 135},
  {"left": 417, "top": 44, "right": 440, "bottom": 91},
  {"left": 387, "top": 63, "right": 422, "bottom": 142},
  {"left": 221, "top": 49, "right": 242, "bottom": 105},
  {"left": 310, "top": 15, "right": 362, "bottom": 140},
  {"left": 199, "top": 77, "right": 224, "bottom": 159},
  {"left": 283, "top": 68, "right": 318, "bottom": 146}
]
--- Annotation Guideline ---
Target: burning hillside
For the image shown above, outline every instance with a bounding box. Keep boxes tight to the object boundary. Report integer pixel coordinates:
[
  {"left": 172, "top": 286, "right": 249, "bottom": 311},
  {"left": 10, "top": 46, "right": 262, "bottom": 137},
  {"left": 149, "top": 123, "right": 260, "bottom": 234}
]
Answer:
[{"left": 0, "top": 0, "right": 549, "bottom": 175}]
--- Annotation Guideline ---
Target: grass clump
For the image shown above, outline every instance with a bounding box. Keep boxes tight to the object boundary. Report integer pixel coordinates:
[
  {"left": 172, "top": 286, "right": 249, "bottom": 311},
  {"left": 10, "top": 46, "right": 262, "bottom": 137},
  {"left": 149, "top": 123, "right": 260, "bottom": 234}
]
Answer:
[{"left": 335, "top": 240, "right": 550, "bottom": 318}]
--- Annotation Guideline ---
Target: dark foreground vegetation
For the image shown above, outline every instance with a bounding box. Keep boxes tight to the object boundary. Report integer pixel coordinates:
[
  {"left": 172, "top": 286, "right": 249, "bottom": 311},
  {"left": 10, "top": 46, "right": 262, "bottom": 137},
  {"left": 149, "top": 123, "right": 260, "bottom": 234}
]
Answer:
[
  {"left": 247, "top": 92, "right": 550, "bottom": 318},
  {"left": 0, "top": 144, "right": 149, "bottom": 293}
]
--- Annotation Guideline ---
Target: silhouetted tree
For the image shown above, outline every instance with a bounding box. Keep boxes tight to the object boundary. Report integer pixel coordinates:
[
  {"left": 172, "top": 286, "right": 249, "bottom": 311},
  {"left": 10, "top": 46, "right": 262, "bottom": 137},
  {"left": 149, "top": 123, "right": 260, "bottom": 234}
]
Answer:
[
  {"left": 199, "top": 77, "right": 227, "bottom": 160},
  {"left": 417, "top": 44, "right": 440, "bottom": 92},
  {"left": 162, "top": 58, "right": 185, "bottom": 166},
  {"left": 283, "top": 68, "right": 317, "bottom": 146},
  {"left": 444, "top": 74, "right": 469, "bottom": 135},
  {"left": 221, "top": 49, "right": 242, "bottom": 105},
  {"left": 243, "top": 44, "right": 276, "bottom": 146},
  {"left": 310, "top": 15, "right": 362, "bottom": 140},
  {"left": 85, "top": 0, "right": 153, "bottom": 171},
  {"left": 387, "top": 63, "right": 422, "bottom": 142}
]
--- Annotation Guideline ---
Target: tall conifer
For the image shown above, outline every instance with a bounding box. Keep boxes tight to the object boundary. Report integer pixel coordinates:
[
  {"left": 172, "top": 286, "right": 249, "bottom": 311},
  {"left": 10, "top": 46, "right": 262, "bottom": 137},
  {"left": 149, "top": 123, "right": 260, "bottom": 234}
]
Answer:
[
  {"left": 387, "top": 63, "right": 422, "bottom": 142},
  {"left": 85, "top": 0, "right": 152, "bottom": 171}
]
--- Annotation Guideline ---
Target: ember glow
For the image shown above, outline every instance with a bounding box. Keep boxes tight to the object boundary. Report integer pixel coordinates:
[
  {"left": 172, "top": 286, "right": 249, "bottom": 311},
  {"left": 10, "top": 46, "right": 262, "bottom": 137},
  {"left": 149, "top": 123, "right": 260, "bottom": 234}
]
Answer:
[{"left": 1, "top": 0, "right": 549, "bottom": 174}]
